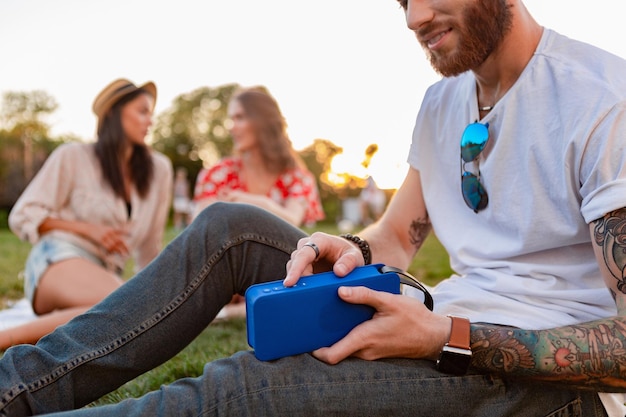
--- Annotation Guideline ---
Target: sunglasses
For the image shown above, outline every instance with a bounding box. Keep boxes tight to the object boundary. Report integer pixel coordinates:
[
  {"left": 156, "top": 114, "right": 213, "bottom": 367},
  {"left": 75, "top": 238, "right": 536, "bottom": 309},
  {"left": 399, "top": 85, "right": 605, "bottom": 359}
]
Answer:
[{"left": 460, "top": 122, "right": 489, "bottom": 213}]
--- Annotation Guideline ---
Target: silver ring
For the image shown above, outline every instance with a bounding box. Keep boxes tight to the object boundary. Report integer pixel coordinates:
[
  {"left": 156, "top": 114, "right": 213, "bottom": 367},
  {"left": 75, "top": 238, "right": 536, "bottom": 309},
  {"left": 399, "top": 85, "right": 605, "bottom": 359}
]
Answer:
[{"left": 303, "top": 241, "right": 320, "bottom": 260}]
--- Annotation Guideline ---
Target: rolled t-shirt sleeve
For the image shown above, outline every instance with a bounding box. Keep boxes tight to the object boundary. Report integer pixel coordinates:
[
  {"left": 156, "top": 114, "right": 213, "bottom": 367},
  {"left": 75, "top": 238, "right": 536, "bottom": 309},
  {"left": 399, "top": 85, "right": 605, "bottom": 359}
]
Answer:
[{"left": 580, "top": 103, "right": 626, "bottom": 223}]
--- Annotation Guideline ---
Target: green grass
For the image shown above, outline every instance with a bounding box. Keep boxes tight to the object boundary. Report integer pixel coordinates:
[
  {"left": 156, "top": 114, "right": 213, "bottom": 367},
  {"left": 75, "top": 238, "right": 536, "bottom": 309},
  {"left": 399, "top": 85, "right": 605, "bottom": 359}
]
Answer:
[
  {"left": 0, "top": 223, "right": 453, "bottom": 407},
  {"left": 0, "top": 229, "right": 31, "bottom": 305}
]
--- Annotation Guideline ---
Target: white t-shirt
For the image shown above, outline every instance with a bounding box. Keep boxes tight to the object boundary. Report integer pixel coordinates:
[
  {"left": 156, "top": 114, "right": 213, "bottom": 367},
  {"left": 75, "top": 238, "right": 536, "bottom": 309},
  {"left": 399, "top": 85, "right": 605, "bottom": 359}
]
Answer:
[{"left": 406, "top": 28, "right": 626, "bottom": 415}]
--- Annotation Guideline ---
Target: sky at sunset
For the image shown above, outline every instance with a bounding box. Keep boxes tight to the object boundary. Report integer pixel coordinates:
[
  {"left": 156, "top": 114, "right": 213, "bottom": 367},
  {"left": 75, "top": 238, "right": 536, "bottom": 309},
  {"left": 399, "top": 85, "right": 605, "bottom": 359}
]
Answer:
[{"left": 0, "top": 1, "right": 623, "bottom": 189}]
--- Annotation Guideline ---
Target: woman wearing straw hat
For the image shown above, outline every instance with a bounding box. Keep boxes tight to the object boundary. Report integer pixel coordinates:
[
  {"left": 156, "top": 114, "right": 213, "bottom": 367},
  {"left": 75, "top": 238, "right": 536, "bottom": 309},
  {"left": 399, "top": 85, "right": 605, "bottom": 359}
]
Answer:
[{"left": 1, "top": 78, "right": 173, "bottom": 349}]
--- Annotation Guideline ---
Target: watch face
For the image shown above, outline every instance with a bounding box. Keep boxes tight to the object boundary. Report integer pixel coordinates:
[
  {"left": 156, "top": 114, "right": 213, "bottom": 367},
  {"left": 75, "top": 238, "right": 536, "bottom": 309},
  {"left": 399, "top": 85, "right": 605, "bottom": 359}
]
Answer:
[{"left": 437, "top": 347, "right": 472, "bottom": 375}]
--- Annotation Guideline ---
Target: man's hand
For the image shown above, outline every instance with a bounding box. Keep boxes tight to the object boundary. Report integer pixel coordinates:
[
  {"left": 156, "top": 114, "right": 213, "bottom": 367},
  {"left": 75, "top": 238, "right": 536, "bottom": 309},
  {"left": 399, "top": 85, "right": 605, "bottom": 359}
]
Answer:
[
  {"left": 312, "top": 286, "right": 450, "bottom": 365},
  {"left": 284, "top": 232, "right": 366, "bottom": 286}
]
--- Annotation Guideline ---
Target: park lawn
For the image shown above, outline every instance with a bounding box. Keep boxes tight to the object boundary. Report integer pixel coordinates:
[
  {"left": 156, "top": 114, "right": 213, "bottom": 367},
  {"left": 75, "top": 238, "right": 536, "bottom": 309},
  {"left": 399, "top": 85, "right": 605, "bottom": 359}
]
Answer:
[
  {"left": 0, "top": 223, "right": 453, "bottom": 407},
  {"left": 0, "top": 229, "right": 31, "bottom": 305}
]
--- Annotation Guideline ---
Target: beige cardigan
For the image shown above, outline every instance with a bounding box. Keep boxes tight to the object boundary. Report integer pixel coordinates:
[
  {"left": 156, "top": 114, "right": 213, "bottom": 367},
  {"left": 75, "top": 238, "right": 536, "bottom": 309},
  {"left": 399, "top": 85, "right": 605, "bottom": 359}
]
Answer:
[{"left": 9, "top": 142, "right": 173, "bottom": 273}]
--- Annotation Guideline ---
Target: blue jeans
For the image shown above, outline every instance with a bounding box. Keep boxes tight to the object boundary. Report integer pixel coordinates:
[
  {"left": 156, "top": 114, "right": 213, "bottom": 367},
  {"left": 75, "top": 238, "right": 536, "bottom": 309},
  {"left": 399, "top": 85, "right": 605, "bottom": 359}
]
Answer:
[{"left": 0, "top": 204, "right": 608, "bottom": 416}]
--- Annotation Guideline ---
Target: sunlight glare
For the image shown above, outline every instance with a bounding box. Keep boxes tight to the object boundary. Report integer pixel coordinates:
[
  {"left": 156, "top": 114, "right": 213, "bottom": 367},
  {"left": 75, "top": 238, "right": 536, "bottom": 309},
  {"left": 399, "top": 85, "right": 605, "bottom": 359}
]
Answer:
[{"left": 327, "top": 146, "right": 407, "bottom": 190}]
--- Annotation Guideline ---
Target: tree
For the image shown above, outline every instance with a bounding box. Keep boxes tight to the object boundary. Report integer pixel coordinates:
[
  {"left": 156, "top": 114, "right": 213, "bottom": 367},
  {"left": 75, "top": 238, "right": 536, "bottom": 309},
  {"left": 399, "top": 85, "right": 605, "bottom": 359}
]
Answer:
[
  {"left": 0, "top": 91, "right": 63, "bottom": 210},
  {"left": 0, "top": 90, "right": 58, "bottom": 181},
  {"left": 299, "top": 139, "right": 344, "bottom": 221},
  {"left": 151, "top": 84, "right": 240, "bottom": 191}
]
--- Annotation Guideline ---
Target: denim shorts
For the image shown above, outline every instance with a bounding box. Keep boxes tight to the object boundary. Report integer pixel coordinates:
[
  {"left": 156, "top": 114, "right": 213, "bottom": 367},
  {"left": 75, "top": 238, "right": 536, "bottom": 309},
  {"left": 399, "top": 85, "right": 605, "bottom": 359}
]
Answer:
[{"left": 23, "top": 236, "right": 105, "bottom": 303}]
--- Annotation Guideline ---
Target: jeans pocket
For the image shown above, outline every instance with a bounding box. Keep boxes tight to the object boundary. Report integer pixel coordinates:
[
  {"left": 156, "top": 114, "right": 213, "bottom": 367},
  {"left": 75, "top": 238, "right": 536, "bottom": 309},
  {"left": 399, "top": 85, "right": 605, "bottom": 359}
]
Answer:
[{"left": 545, "top": 396, "right": 582, "bottom": 417}]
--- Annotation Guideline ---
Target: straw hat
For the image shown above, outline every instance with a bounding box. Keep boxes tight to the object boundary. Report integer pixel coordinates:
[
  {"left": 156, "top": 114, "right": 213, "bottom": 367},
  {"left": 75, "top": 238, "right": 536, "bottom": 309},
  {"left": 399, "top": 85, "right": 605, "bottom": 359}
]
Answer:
[{"left": 92, "top": 78, "right": 157, "bottom": 122}]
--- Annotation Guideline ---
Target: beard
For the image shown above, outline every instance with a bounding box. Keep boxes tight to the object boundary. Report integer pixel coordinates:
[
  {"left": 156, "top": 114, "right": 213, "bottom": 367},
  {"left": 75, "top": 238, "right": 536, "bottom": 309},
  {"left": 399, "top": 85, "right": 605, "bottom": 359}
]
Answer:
[{"left": 421, "top": 0, "right": 514, "bottom": 77}]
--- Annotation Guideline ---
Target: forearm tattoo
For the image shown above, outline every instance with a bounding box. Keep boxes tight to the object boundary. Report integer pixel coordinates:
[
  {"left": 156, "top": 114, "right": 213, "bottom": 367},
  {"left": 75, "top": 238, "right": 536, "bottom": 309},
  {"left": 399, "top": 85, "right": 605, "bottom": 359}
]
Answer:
[
  {"left": 469, "top": 208, "right": 626, "bottom": 390},
  {"left": 471, "top": 321, "right": 626, "bottom": 389},
  {"left": 408, "top": 215, "right": 431, "bottom": 251}
]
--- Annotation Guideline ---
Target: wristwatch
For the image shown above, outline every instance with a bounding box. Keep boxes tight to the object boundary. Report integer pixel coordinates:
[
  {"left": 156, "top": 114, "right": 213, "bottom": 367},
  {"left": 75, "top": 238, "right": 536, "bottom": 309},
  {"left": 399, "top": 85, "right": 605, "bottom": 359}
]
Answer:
[{"left": 436, "top": 315, "right": 472, "bottom": 375}]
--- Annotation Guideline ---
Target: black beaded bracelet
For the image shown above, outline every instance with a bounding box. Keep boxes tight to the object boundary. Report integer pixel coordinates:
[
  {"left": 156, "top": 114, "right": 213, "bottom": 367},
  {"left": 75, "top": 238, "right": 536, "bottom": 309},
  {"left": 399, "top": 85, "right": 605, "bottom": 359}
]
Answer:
[{"left": 340, "top": 233, "right": 372, "bottom": 265}]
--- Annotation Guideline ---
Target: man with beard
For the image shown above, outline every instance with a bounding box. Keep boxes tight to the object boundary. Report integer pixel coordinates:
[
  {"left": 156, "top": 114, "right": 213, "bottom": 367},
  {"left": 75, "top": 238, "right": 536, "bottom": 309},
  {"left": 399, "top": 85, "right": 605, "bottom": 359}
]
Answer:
[{"left": 2, "top": 0, "right": 626, "bottom": 415}]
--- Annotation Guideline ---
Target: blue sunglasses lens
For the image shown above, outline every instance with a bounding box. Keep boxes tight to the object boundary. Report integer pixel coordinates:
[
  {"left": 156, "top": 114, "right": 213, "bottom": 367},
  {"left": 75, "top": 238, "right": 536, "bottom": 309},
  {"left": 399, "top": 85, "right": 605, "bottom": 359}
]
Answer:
[
  {"left": 460, "top": 122, "right": 489, "bottom": 162},
  {"left": 460, "top": 122, "right": 489, "bottom": 212},
  {"left": 462, "top": 172, "right": 489, "bottom": 213}
]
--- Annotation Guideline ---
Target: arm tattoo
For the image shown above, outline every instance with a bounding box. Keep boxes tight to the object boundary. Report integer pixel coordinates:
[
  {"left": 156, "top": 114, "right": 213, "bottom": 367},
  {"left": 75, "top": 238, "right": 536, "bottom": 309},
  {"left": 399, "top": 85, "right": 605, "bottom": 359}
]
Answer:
[
  {"left": 593, "top": 208, "right": 626, "bottom": 295},
  {"left": 408, "top": 215, "right": 431, "bottom": 250},
  {"left": 471, "top": 321, "right": 626, "bottom": 389},
  {"left": 468, "top": 208, "right": 626, "bottom": 390}
]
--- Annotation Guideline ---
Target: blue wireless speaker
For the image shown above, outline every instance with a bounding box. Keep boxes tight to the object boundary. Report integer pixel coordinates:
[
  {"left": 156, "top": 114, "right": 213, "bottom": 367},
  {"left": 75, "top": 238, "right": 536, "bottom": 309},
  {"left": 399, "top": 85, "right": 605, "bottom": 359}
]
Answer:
[{"left": 245, "top": 263, "right": 433, "bottom": 361}]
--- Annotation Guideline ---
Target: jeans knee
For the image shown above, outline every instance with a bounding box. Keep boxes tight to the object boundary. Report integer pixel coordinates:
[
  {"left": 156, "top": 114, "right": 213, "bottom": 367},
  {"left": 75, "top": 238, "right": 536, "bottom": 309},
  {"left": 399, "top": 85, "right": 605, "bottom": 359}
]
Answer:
[{"left": 196, "top": 202, "right": 260, "bottom": 224}]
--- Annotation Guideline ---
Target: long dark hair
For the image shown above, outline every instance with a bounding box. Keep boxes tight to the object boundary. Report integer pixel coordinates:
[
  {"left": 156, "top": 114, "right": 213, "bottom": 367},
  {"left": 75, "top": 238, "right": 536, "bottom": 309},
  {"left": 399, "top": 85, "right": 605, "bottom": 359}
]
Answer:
[
  {"left": 94, "top": 89, "right": 154, "bottom": 200},
  {"left": 232, "top": 88, "right": 299, "bottom": 174}
]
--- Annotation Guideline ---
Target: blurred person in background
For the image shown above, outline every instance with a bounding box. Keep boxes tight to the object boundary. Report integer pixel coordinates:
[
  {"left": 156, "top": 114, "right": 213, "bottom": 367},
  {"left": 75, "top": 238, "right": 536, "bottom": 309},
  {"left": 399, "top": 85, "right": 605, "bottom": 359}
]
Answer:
[
  {"left": 1, "top": 78, "right": 172, "bottom": 350},
  {"left": 359, "top": 176, "right": 387, "bottom": 226},
  {"left": 193, "top": 86, "right": 324, "bottom": 227},
  {"left": 172, "top": 166, "right": 192, "bottom": 231},
  {"left": 193, "top": 87, "right": 325, "bottom": 321}
]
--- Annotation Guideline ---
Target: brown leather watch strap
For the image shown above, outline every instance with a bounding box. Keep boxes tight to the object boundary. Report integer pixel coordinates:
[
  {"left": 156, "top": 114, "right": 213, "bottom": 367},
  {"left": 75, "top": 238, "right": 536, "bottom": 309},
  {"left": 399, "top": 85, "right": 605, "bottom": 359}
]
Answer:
[{"left": 447, "top": 316, "right": 470, "bottom": 349}]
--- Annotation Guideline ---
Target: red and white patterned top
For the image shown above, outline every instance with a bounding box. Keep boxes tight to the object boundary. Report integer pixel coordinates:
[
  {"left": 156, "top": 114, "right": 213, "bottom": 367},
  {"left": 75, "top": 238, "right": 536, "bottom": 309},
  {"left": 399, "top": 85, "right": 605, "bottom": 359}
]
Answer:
[{"left": 194, "top": 157, "right": 325, "bottom": 225}]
